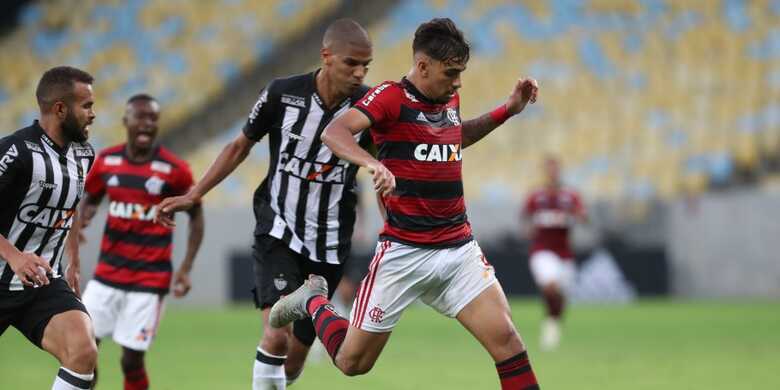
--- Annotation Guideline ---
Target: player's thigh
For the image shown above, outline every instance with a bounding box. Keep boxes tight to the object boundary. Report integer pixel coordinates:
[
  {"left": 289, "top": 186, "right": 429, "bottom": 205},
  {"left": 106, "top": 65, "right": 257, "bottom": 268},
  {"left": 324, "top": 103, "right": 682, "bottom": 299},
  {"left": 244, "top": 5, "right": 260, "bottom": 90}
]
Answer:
[
  {"left": 81, "top": 280, "right": 122, "bottom": 340},
  {"left": 421, "top": 241, "right": 496, "bottom": 319},
  {"left": 529, "top": 250, "right": 565, "bottom": 288},
  {"left": 16, "top": 279, "right": 93, "bottom": 351},
  {"left": 349, "top": 241, "right": 429, "bottom": 333},
  {"left": 336, "top": 324, "right": 392, "bottom": 373},
  {"left": 456, "top": 282, "right": 526, "bottom": 362},
  {"left": 41, "top": 310, "right": 96, "bottom": 364},
  {"left": 113, "top": 291, "right": 164, "bottom": 351}
]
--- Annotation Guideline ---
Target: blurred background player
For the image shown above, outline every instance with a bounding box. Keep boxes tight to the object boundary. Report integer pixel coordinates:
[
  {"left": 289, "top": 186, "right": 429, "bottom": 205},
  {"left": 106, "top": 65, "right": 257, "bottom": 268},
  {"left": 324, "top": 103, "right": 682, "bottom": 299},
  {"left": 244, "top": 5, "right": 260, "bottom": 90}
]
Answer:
[
  {"left": 522, "top": 156, "right": 587, "bottom": 351},
  {"left": 271, "top": 18, "right": 542, "bottom": 390},
  {"left": 77, "top": 94, "right": 204, "bottom": 390},
  {"left": 0, "top": 66, "right": 97, "bottom": 390},
  {"left": 156, "top": 19, "right": 373, "bottom": 389}
]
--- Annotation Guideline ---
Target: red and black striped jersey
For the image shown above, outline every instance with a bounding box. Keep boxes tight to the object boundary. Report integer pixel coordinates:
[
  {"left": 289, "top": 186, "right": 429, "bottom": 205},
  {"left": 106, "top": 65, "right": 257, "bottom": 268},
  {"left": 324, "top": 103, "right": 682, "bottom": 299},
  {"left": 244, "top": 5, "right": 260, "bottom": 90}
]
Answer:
[
  {"left": 85, "top": 144, "right": 193, "bottom": 294},
  {"left": 522, "top": 188, "right": 584, "bottom": 259},
  {"left": 355, "top": 78, "right": 472, "bottom": 247}
]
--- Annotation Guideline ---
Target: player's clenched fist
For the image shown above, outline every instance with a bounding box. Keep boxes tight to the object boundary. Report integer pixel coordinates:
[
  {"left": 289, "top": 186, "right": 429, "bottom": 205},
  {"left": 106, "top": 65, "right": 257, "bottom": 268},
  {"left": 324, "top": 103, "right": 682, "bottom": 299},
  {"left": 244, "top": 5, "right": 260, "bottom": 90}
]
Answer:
[
  {"left": 367, "top": 160, "right": 396, "bottom": 198},
  {"left": 8, "top": 251, "right": 52, "bottom": 287},
  {"left": 155, "top": 193, "right": 198, "bottom": 228}
]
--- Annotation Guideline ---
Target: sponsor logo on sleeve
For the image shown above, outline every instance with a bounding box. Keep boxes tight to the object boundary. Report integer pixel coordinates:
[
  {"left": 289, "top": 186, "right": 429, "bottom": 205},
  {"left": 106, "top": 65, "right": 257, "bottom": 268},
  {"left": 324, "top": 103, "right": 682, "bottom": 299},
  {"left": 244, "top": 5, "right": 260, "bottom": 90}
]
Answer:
[
  {"left": 249, "top": 89, "right": 269, "bottom": 124},
  {"left": 104, "top": 155, "right": 123, "bottom": 166},
  {"left": 281, "top": 94, "right": 306, "bottom": 108},
  {"left": 151, "top": 161, "right": 171, "bottom": 174},
  {"left": 0, "top": 144, "right": 19, "bottom": 175},
  {"left": 73, "top": 146, "right": 94, "bottom": 157},
  {"left": 362, "top": 83, "right": 391, "bottom": 107},
  {"left": 24, "top": 141, "right": 43, "bottom": 153}
]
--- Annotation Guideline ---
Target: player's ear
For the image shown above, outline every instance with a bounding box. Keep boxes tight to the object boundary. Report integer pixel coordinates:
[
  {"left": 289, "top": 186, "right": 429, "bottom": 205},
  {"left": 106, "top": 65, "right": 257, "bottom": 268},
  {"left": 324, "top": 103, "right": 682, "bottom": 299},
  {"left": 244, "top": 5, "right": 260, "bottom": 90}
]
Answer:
[
  {"left": 415, "top": 55, "right": 429, "bottom": 77},
  {"left": 321, "top": 47, "right": 332, "bottom": 66},
  {"left": 53, "top": 101, "right": 68, "bottom": 119}
]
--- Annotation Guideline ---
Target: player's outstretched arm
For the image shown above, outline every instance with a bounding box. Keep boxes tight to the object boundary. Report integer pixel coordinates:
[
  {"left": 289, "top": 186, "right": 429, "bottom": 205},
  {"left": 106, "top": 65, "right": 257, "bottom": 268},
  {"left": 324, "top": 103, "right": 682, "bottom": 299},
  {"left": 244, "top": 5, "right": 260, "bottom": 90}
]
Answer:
[
  {"left": 157, "top": 132, "right": 254, "bottom": 227},
  {"left": 321, "top": 108, "right": 396, "bottom": 197},
  {"left": 172, "top": 203, "right": 205, "bottom": 297},
  {"left": 462, "top": 77, "right": 539, "bottom": 149}
]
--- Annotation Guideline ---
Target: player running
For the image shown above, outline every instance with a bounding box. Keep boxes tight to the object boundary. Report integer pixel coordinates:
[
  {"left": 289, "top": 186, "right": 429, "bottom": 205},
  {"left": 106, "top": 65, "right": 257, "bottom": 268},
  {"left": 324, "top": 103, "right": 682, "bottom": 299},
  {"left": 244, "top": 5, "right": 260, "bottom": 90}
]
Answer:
[
  {"left": 156, "top": 19, "right": 373, "bottom": 389},
  {"left": 270, "top": 18, "right": 541, "bottom": 389},
  {"left": 77, "top": 94, "right": 204, "bottom": 389},
  {"left": 0, "top": 66, "right": 98, "bottom": 390},
  {"left": 522, "top": 156, "right": 586, "bottom": 351}
]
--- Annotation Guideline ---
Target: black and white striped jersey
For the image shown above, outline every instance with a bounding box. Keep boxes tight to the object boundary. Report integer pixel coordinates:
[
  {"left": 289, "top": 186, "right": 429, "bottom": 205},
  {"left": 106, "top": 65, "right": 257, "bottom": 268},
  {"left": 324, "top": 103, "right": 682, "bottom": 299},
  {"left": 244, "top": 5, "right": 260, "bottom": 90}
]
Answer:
[
  {"left": 243, "top": 70, "right": 371, "bottom": 265},
  {"left": 0, "top": 121, "right": 94, "bottom": 291}
]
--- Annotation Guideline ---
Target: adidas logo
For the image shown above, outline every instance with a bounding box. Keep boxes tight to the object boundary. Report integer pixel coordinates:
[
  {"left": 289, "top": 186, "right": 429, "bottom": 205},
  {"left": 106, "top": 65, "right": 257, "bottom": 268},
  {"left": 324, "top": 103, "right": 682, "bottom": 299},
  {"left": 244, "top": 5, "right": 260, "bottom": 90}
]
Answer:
[
  {"left": 417, "top": 112, "right": 428, "bottom": 122},
  {"left": 107, "top": 175, "right": 119, "bottom": 187}
]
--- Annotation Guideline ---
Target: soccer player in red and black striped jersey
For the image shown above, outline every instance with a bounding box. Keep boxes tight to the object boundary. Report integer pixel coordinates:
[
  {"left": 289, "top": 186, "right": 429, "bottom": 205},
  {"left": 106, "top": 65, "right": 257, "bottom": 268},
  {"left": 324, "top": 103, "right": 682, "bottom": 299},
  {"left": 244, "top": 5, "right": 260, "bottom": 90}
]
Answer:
[
  {"left": 522, "top": 156, "right": 586, "bottom": 351},
  {"left": 270, "top": 18, "right": 541, "bottom": 389},
  {"left": 78, "top": 94, "right": 204, "bottom": 390}
]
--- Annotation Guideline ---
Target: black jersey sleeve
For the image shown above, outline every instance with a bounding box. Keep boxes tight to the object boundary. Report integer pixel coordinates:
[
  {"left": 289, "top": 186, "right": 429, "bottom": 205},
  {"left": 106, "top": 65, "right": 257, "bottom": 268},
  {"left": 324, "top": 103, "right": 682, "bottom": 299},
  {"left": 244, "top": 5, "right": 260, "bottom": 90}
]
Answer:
[
  {"left": 243, "top": 80, "right": 281, "bottom": 142},
  {"left": 0, "top": 135, "right": 27, "bottom": 196}
]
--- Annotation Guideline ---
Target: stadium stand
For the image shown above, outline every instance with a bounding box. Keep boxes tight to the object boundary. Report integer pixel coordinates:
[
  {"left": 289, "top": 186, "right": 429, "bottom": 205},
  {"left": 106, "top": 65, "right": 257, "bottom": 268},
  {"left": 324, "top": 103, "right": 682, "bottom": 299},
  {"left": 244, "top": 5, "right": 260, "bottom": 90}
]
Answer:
[
  {"left": 355, "top": 0, "right": 780, "bottom": 205},
  {"left": 0, "top": 0, "right": 338, "bottom": 149},
  {"left": 3, "top": 0, "right": 778, "bottom": 210}
]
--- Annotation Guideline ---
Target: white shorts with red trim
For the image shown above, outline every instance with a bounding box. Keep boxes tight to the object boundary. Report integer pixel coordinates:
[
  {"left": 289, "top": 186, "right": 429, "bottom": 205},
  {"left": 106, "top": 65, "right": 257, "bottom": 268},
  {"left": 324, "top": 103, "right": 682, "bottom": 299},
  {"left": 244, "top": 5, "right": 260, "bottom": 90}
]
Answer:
[
  {"left": 82, "top": 280, "right": 165, "bottom": 351},
  {"left": 350, "top": 240, "right": 496, "bottom": 333},
  {"left": 529, "top": 250, "right": 576, "bottom": 290}
]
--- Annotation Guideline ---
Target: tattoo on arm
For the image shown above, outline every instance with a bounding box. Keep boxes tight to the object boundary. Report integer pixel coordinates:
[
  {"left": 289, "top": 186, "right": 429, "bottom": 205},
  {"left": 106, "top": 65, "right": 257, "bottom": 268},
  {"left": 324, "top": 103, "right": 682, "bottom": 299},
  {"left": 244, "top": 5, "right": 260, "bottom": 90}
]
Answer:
[{"left": 461, "top": 113, "right": 500, "bottom": 149}]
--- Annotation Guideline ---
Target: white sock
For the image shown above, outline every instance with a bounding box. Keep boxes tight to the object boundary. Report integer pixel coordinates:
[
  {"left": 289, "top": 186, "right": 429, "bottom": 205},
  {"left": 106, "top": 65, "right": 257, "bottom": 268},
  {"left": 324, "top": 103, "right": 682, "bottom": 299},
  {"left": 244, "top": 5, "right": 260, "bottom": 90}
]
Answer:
[
  {"left": 253, "top": 347, "right": 287, "bottom": 390},
  {"left": 52, "top": 367, "right": 93, "bottom": 390}
]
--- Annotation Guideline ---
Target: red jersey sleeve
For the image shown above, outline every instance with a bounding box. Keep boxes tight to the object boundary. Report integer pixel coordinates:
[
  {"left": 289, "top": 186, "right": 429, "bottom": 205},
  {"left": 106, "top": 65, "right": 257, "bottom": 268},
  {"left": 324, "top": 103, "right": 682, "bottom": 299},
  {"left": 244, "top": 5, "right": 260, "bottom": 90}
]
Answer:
[
  {"left": 84, "top": 154, "right": 105, "bottom": 198},
  {"left": 353, "top": 82, "right": 401, "bottom": 131},
  {"left": 170, "top": 162, "right": 194, "bottom": 196}
]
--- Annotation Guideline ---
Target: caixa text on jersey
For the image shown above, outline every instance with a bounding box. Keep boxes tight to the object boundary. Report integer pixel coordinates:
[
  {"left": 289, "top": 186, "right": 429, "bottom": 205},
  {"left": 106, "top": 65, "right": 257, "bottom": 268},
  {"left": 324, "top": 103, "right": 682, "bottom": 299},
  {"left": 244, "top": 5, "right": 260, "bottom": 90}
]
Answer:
[
  {"left": 16, "top": 204, "right": 75, "bottom": 230},
  {"left": 278, "top": 153, "right": 347, "bottom": 184}
]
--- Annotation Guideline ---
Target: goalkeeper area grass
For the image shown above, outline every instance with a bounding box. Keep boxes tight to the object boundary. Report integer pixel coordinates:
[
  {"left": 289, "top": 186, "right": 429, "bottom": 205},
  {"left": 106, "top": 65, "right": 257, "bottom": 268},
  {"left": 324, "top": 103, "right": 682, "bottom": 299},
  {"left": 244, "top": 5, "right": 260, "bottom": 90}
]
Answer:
[{"left": 1, "top": 299, "right": 777, "bottom": 389}]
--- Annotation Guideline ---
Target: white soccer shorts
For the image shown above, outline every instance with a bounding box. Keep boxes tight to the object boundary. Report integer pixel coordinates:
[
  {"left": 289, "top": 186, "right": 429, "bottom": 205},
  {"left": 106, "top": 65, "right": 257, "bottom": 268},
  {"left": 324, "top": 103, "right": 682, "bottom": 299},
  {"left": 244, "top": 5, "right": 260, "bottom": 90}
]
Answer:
[
  {"left": 350, "top": 240, "right": 497, "bottom": 332},
  {"left": 82, "top": 280, "right": 165, "bottom": 351},
  {"left": 529, "top": 250, "right": 576, "bottom": 291}
]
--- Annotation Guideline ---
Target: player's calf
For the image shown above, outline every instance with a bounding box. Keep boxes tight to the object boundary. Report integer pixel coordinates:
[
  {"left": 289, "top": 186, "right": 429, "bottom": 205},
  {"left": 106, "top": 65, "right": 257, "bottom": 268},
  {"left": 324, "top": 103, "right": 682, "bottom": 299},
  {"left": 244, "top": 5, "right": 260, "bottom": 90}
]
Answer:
[{"left": 121, "top": 348, "right": 148, "bottom": 390}]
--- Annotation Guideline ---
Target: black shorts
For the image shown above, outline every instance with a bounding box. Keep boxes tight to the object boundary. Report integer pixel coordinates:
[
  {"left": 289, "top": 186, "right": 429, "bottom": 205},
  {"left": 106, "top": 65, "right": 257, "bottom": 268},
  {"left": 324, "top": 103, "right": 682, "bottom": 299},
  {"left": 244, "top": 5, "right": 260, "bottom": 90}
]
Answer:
[
  {"left": 252, "top": 235, "right": 343, "bottom": 345},
  {"left": 0, "top": 278, "right": 88, "bottom": 348},
  {"left": 343, "top": 250, "right": 372, "bottom": 284}
]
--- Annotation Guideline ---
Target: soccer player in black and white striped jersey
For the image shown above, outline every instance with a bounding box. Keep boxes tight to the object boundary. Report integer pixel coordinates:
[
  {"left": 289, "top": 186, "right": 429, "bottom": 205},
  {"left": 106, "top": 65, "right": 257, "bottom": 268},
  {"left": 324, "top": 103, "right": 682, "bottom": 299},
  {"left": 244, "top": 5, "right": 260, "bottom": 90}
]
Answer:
[
  {"left": 157, "top": 19, "right": 373, "bottom": 389},
  {"left": 0, "top": 66, "right": 98, "bottom": 390}
]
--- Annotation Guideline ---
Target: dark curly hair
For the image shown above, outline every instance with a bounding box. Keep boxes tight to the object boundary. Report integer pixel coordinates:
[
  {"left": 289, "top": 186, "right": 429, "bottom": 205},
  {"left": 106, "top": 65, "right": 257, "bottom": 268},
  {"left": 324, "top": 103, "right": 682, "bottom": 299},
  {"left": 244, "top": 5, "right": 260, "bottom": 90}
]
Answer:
[{"left": 413, "top": 18, "right": 470, "bottom": 64}]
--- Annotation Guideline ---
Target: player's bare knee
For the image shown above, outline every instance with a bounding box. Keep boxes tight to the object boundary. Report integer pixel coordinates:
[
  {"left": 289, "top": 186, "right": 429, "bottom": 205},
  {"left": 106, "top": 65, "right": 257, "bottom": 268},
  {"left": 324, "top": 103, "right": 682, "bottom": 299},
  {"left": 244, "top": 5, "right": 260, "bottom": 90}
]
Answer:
[
  {"left": 336, "top": 354, "right": 374, "bottom": 376},
  {"left": 63, "top": 338, "right": 98, "bottom": 372}
]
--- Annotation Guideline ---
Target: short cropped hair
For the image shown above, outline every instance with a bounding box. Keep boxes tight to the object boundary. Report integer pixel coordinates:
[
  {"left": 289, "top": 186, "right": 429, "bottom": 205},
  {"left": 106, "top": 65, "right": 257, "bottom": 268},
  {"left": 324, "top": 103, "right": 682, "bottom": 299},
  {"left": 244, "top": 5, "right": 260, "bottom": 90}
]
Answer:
[
  {"left": 413, "top": 18, "right": 470, "bottom": 64},
  {"left": 35, "top": 66, "right": 94, "bottom": 110},
  {"left": 126, "top": 93, "right": 157, "bottom": 105}
]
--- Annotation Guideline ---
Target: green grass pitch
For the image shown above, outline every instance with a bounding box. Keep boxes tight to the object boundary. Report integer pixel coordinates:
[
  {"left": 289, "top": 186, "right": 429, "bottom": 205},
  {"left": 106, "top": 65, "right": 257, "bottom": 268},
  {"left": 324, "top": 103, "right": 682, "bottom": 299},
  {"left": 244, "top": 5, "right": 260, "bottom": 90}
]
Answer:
[{"left": 1, "top": 300, "right": 778, "bottom": 389}]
